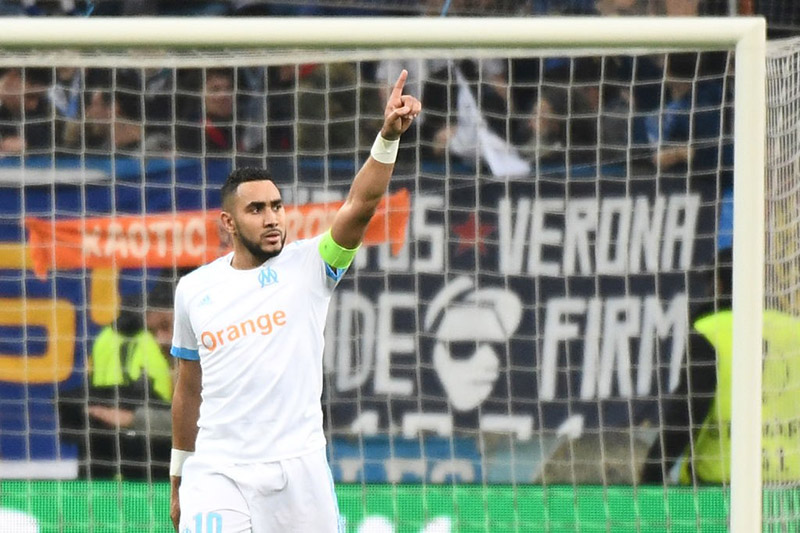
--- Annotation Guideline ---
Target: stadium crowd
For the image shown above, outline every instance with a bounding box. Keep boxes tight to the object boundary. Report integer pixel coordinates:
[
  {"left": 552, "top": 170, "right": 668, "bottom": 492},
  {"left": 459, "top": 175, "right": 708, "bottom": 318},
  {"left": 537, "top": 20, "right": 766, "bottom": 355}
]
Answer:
[
  {"left": 6, "top": 0, "right": 799, "bottom": 189},
  {"left": 0, "top": 50, "right": 734, "bottom": 185}
]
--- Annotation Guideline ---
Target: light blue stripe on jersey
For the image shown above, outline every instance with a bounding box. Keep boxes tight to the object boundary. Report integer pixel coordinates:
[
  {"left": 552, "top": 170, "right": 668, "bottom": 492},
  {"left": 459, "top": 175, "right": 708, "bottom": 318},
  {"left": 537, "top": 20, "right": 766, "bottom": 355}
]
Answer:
[
  {"left": 324, "top": 263, "right": 346, "bottom": 283},
  {"left": 171, "top": 345, "right": 200, "bottom": 360}
]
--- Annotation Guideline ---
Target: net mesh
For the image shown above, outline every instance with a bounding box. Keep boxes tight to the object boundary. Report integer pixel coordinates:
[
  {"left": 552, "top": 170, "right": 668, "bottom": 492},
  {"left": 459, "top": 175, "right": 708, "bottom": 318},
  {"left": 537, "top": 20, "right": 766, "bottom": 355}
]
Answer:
[
  {"left": 0, "top": 35, "right": 785, "bottom": 531},
  {"left": 763, "top": 36, "right": 800, "bottom": 530}
]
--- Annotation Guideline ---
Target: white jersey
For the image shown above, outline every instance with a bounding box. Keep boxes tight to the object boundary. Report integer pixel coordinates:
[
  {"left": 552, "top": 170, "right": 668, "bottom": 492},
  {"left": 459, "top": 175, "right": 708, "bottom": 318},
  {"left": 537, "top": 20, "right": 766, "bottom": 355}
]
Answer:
[{"left": 171, "top": 234, "right": 345, "bottom": 464}]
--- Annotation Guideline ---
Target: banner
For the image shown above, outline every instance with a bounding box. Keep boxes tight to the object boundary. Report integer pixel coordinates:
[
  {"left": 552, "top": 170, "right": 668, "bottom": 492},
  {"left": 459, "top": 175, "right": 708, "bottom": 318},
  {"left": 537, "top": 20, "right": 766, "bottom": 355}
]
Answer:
[
  {"left": 0, "top": 481, "right": 732, "bottom": 532},
  {"left": 25, "top": 189, "right": 410, "bottom": 277},
  {"left": 322, "top": 175, "right": 719, "bottom": 443}
]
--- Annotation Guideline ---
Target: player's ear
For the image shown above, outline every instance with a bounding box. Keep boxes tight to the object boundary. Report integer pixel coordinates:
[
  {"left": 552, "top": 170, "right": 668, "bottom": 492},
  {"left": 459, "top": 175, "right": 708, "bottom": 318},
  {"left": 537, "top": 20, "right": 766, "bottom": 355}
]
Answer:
[{"left": 219, "top": 210, "right": 236, "bottom": 235}]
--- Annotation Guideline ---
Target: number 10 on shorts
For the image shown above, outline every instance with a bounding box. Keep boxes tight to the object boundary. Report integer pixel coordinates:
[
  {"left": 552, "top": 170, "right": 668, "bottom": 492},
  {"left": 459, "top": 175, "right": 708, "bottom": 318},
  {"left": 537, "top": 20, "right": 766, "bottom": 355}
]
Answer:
[{"left": 186, "top": 512, "right": 222, "bottom": 533}]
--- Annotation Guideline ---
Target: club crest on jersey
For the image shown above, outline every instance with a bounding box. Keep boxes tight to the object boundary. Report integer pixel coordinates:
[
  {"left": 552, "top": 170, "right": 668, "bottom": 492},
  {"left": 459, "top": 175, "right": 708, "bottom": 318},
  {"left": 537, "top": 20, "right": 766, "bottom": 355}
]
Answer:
[{"left": 258, "top": 266, "right": 278, "bottom": 288}]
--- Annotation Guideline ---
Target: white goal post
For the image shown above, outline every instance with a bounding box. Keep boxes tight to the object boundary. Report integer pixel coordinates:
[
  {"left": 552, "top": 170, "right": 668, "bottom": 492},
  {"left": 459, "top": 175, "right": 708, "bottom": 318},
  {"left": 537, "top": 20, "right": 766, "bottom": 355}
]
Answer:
[{"left": 0, "top": 16, "right": 766, "bottom": 531}]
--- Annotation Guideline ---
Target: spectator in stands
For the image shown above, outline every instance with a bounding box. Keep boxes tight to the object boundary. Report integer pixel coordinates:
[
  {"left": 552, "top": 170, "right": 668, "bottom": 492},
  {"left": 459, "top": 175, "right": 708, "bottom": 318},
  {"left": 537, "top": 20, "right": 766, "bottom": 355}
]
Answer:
[
  {"left": 78, "top": 69, "right": 171, "bottom": 154},
  {"left": 643, "top": 52, "right": 730, "bottom": 178},
  {"left": 177, "top": 68, "right": 236, "bottom": 155},
  {"left": 50, "top": 67, "right": 82, "bottom": 152},
  {"left": 520, "top": 72, "right": 597, "bottom": 169},
  {"left": 0, "top": 67, "right": 53, "bottom": 155},
  {"left": 570, "top": 57, "right": 652, "bottom": 169},
  {"left": 59, "top": 279, "right": 176, "bottom": 480},
  {"left": 421, "top": 59, "right": 511, "bottom": 163},
  {"left": 142, "top": 67, "right": 175, "bottom": 139},
  {"left": 520, "top": 85, "right": 570, "bottom": 166},
  {"left": 296, "top": 62, "right": 381, "bottom": 154}
]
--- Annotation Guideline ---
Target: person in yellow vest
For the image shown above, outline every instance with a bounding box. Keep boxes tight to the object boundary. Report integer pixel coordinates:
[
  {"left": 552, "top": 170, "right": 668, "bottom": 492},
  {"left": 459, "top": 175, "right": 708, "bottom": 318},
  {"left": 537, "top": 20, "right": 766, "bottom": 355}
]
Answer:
[
  {"left": 642, "top": 248, "right": 800, "bottom": 484},
  {"left": 59, "top": 278, "right": 176, "bottom": 480}
]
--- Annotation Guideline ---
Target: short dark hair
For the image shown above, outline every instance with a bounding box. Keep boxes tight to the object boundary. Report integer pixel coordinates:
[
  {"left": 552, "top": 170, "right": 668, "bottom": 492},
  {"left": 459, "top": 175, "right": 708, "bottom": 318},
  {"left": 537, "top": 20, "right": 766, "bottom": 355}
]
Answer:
[{"left": 220, "top": 167, "right": 273, "bottom": 208}]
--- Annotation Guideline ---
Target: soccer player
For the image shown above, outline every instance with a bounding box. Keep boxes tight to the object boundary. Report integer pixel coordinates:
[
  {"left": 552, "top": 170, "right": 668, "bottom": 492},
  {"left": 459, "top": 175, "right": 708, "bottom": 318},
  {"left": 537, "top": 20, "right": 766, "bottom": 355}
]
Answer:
[{"left": 169, "top": 70, "right": 420, "bottom": 532}]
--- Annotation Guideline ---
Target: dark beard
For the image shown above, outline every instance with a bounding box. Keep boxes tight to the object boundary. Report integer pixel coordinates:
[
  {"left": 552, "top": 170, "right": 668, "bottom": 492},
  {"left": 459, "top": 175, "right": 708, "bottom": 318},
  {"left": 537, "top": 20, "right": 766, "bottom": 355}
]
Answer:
[{"left": 238, "top": 231, "right": 285, "bottom": 264}]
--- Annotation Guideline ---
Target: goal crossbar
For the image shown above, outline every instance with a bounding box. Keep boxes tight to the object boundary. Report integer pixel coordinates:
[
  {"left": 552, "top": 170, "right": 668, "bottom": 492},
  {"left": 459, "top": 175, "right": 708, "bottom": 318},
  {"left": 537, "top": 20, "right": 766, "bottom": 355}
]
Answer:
[{"left": 0, "top": 17, "right": 765, "bottom": 50}]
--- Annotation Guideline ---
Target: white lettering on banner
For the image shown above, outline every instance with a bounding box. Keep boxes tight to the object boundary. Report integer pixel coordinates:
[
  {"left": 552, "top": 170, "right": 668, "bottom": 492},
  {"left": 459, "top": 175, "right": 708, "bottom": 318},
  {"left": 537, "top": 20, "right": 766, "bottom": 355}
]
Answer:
[
  {"left": 327, "top": 287, "right": 688, "bottom": 408},
  {"left": 498, "top": 196, "right": 531, "bottom": 274},
  {"left": 412, "top": 195, "right": 444, "bottom": 272},
  {"left": 478, "top": 414, "right": 533, "bottom": 440},
  {"left": 334, "top": 292, "right": 375, "bottom": 391},
  {"left": 596, "top": 197, "right": 632, "bottom": 275},
  {"left": 528, "top": 198, "right": 563, "bottom": 276},
  {"left": 349, "top": 411, "right": 380, "bottom": 436},
  {"left": 598, "top": 298, "right": 640, "bottom": 399},
  {"left": 103, "top": 222, "right": 127, "bottom": 258},
  {"left": 430, "top": 460, "right": 475, "bottom": 483},
  {"left": 662, "top": 195, "right": 700, "bottom": 270},
  {"left": 369, "top": 194, "right": 445, "bottom": 272},
  {"left": 564, "top": 198, "right": 597, "bottom": 275},
  {"left": 127, "top": 222, "right": 149, "bottom": 258},
  {"left": 402, "top": 413, "right": 453, "bottom": 438},
  {"left": 184, "top": 218, "right": 205, "bottom": 257},
  {"left": 629, "top": 196, "right": 666, "bottom": 273},
  {"left": 81, "top": 218, "right": 209, "bottom": 260},
  {"left": 150, "top": 220, "right": 172, "bottom": 256},
  {"left": 375, "top": 292, "right": 416, "bottom": 395},
  {"left": 539, "top": 295, "right": 688, "bottom": 401},
  {"left": 541, "top": 298, "right": 584, "bottom": 401},
  {"left": 637, "top": 295, "right": 688, "bottom": 394},
  {"left": 82, "top": 226, "right": 102, "bottom": 256},
  {"left": 498, "top": 194, "right": 700, "bottom": 275}
]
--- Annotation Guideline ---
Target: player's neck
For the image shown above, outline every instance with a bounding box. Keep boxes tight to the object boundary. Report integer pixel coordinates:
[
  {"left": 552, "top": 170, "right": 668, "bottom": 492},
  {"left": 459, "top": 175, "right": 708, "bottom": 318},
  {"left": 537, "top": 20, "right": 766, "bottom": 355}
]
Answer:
[{"left": 230, "top": 244, "right": 265, "bottom": 270}]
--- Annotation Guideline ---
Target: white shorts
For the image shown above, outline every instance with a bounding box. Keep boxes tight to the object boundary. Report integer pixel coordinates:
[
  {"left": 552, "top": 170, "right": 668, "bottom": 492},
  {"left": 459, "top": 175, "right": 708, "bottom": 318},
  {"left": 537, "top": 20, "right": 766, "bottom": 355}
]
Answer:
[{"left": 178, "top": 447, "right": 343, "bottom": 532}]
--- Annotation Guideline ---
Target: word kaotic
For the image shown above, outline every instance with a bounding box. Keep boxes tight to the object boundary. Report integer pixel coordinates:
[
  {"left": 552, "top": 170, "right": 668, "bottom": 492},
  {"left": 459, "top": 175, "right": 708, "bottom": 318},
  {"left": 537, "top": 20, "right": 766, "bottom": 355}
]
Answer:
[{"left": 200, "top": 310, "right": 287, "bottom": 353}]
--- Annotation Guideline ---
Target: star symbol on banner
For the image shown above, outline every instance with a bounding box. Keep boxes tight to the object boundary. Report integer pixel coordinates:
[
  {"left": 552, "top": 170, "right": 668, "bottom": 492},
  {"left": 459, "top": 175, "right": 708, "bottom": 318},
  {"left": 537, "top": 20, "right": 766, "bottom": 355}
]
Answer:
[{"left": 452, "top": 212, "right": 495, "bottom": 256}]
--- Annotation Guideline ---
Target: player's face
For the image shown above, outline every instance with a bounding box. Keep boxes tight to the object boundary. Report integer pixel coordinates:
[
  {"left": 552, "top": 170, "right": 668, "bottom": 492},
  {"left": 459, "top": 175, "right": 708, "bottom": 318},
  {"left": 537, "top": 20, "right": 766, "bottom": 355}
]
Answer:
[{"left": 229, "top": 180, "right": 286, "bottom": 263}]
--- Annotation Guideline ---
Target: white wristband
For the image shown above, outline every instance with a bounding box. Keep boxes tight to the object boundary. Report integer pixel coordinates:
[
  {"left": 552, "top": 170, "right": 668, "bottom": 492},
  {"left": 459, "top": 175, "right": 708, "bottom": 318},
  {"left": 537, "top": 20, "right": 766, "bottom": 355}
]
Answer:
[
  {"left": 370, "top": 134, "right": 399, "bottom": 165},
  {"left": 169, "top": 448, "right": 194, "bottom": 477}
]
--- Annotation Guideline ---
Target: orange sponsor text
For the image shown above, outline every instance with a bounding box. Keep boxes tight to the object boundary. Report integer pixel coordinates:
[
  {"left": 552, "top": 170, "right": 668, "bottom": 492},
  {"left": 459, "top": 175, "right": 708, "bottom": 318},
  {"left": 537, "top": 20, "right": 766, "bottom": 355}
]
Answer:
[{"left": 200, "top": 310, "right": 287, "bottom": 352}]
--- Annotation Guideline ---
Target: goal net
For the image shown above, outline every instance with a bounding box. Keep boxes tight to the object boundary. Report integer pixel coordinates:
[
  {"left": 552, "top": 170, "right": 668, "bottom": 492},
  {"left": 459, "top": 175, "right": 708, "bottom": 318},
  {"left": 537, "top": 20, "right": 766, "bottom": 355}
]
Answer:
[
  {"left": 0, "top": 17, "right": 773, "bottom": 532},
  {"left": 763, "top": 36, "right": 800, "bottom": 530}
]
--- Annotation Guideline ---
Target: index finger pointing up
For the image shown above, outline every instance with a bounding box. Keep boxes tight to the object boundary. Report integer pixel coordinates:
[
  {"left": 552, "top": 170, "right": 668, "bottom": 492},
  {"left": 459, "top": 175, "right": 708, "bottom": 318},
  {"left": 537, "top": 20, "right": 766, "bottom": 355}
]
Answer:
[{"left": 390, "top": 69, "right": 408, "bottom": 100}]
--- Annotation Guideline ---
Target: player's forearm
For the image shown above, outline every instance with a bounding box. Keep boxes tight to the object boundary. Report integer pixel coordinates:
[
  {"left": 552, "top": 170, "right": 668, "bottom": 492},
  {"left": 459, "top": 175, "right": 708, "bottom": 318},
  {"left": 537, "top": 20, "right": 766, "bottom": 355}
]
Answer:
[
  {"left": 331, "top": 154, "right": 395, "bottom": 249},
  {"left": 171, "top": 359, "right": 202, "bottom": 451},
  {"left": 171, "top": 387, "right": 201, "bottom": 451},
  {"left": 349, "top": 157, "right": 394, "bottom": 211}
]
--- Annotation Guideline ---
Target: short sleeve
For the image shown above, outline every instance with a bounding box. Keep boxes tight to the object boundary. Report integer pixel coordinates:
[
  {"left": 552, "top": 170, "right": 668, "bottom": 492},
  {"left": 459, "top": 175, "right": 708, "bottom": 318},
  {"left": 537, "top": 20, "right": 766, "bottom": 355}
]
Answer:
[{"left": 170, "top": 278, "right": 199, "bottom": 361}]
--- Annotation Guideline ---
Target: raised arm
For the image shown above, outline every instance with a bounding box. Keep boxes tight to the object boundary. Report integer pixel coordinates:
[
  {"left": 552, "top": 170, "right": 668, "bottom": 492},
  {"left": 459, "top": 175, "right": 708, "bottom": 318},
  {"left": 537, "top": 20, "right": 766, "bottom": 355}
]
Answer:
[
  {"left": 170, "top": 358, "right": 202, "bottom": 531},
  {"left": 329, "top": 69, "right": 421, "bottom": 249}
]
